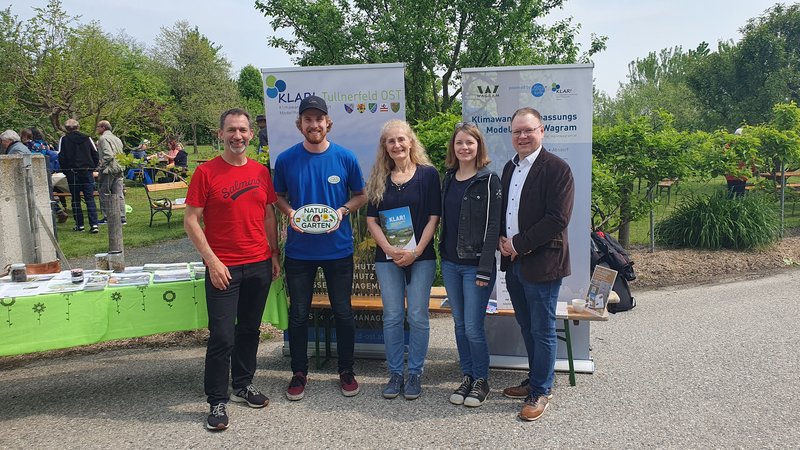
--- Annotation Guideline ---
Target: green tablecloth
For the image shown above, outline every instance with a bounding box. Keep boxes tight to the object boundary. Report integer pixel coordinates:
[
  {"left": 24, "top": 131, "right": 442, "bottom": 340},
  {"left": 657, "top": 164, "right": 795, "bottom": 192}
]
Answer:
[{"left": 0, "top": 277, "right": 288, "bottom": 357}]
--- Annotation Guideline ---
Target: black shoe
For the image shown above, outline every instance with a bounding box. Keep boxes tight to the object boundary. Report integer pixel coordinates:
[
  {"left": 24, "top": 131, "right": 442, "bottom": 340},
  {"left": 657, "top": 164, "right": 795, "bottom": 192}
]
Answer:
[
  {"left": 449, "top": 375, "right": 474, "bottom": 405},
  {"left": 464, "top": 378, "right": 490, "bottom": 407},
  {"left": 121, "top": 219, "right": 127, "bottom": 225},
  {"left": 97, "top": 218, "right": 107, "bottom": 225},
  {"left": 206, "top": 403, "right": 229, "bottom": 430},
  {"left": 72, "top": 226, "right": 85, "bottom": 232},
  {"left": 90, "top": 225, "right": 99, "bottom": 234},
  {"left": 231, "top": 384, "right": 269, "bottom": 408}
]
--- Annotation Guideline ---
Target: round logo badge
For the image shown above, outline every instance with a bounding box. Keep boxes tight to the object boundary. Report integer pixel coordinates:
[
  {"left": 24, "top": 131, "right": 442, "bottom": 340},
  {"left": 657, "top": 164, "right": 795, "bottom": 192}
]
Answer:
[
  {"left": 328, "top": 175, "right": 341, "bottom": 184},
  {"left": 293, "top": 204, "right": 340, "bottom": 234},
  {"left": 531, "top": 83, "right": 545, "bottom": 97}
]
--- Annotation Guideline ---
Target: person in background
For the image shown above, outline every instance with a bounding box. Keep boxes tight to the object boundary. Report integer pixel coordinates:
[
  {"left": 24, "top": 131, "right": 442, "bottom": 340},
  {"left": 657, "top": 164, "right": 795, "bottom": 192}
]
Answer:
[
  {"left": 1, "top": 130, "right": 31, "bottom": 155},
  {"left": 256, "top": 114, "right": 269, "bottom": 154},
  {"left": 131, "top": 140, "right": 149, "bottom": 160},
  {"left": 184, "top": 108, "right": 281, "bottom": 431},
  {"left": 724, "top": 127, "right": 749, "bottom": 198},
  {"left": 272, "top": 95, "right": 367, "bottom": 402},
  {"left": 440, "top": 122, "right": 501, "bottom": 407},
  {"left": 22, "top": 127, "right": 69, "bottom": 222},
  {"left": 366, "top": 119, "right": 441, "bottom": 400},
  {"left": 58, "top": 119, "right": 100, "bottom": 233},
  {"left": 95, "top": 120, "right": 127, "bottom": 226},
  {"left": 499, "top": 107, "right": 574, "bottom": 422}
]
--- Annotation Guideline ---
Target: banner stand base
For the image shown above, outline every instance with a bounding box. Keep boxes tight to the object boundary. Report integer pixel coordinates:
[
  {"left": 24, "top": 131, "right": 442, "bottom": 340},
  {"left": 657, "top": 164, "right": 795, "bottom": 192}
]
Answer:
[{"left": 489, "top": 355, "right": 596, "bottom": 374}]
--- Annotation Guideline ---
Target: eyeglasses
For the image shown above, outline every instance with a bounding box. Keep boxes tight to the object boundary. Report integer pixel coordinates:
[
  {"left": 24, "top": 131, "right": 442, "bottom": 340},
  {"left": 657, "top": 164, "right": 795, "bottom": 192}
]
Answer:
[
  {"left": 511, "top": 125, "right": 543, "bottom": 137},
  {"left": 454, "top": 121, "right": 477, "bottom": 129}
]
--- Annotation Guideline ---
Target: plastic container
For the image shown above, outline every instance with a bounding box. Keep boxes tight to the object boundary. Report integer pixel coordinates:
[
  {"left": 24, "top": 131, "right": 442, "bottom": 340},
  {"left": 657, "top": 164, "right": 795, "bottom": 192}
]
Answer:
[
  {"left": 71, "top": 269, "right": 84, "bottom": 284},
  {"left": 108, "top": 251, "right": 125, "bottom": 273},
  {"left": 95, "top": 253, "right": 109, "bottom": 270},
  {"left": 10, "top": 263, "right": 27, "bottom": 282}
]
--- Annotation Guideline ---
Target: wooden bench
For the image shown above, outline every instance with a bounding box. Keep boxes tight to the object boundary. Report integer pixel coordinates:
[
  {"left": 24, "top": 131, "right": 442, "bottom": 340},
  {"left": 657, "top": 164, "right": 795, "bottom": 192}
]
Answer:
[
  {"left": 657, "top": 178, "right": 678, "bottom": 204},
  {"left": 143, "top": 172, "right": 188, "bottom": 227},
  {"left": 309, "top": 288, "right": 607, "bottom": 386}
]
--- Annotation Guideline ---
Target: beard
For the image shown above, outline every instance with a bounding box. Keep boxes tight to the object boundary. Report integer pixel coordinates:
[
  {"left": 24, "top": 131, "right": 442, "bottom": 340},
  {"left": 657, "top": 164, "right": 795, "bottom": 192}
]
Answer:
[
  {"left": 303, "top": 127, "right": 326, "bottom": 144},
  {"left": 227, "top": 139, "right": 248, "bottom": 154}
]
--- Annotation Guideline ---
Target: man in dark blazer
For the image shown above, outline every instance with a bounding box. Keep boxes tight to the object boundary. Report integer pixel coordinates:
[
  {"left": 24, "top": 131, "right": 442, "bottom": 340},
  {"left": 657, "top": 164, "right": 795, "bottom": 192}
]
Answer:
[{"left": 499, "top": 107, "right": 575, "bottom": 421}]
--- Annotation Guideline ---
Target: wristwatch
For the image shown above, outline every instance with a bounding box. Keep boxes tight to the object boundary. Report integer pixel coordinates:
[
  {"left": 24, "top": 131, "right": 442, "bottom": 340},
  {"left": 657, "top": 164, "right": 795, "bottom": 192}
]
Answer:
[{"left": 341, "top": 205, "right": 351, "bottom": 216}]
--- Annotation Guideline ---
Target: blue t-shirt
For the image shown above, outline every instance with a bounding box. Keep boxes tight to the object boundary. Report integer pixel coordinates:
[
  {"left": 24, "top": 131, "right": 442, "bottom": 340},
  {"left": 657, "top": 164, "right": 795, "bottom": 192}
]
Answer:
[{"left": 273, "top": 141, "right": 365, "bottom": 260}]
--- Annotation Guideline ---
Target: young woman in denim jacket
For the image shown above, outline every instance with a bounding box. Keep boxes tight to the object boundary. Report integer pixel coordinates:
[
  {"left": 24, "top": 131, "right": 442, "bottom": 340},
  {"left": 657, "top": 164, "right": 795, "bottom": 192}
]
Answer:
[
  {"left": 366, "top": 120, "right": 441, "bottom": 400},
  {"left": 440, "top": 122, "right": 501, "bottom": 407}
]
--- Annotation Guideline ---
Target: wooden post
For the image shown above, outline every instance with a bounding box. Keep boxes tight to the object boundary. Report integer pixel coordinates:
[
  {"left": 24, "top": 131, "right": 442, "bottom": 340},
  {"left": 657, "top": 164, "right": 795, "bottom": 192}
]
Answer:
[{"left": 107, "top": 188, "right": 125, "bottom": 270}]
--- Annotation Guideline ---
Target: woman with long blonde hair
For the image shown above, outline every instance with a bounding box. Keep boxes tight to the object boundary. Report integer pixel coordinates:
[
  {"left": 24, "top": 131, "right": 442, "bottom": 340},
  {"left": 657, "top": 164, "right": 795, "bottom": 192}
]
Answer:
[{"left": 366, "top": 119, "right": 441, "bottom": 400}]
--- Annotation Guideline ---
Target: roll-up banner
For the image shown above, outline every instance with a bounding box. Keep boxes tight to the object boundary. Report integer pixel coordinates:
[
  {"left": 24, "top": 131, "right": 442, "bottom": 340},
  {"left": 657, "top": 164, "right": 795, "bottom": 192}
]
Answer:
[
  {"left": 262, "top": 63, "right": 406, "bottom": 358},
  {"left": 462, "top": 64, "right": 594, "bottom": 372},
  {"left": 261, "top": 63, "right": 406, "bottom": 174}
]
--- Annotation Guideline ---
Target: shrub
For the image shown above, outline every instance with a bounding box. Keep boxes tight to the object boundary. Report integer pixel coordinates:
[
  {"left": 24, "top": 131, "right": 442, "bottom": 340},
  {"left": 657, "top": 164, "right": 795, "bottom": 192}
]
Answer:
[{"left": 655, "top": 190, "right": 780, "bottom": 249}]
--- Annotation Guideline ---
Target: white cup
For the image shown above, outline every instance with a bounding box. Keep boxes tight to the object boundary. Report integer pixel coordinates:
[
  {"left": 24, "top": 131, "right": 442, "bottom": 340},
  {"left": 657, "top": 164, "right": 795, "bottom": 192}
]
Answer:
[{"left": 571, "top": 298, "right": 586, "bottom": 312}]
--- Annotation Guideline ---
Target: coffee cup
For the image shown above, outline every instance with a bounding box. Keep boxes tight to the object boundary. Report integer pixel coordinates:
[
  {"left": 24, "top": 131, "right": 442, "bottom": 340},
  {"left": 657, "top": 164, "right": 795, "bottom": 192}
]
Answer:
[{"left": 571, "top": 298, "right": 586, "bottom": 312}]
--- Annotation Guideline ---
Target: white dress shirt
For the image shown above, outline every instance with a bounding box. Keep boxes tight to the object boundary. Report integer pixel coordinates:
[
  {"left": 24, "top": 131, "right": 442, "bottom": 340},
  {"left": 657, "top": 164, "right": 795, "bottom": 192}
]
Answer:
[{"left": 506, "top": 146, "right": 542, "bottom": 250}]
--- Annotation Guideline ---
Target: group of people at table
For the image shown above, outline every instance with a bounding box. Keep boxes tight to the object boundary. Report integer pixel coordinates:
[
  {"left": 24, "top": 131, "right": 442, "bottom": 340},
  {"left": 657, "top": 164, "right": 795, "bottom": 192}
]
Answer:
[{"left": 185, "top": 96, "right": 574, "bottom": 431}]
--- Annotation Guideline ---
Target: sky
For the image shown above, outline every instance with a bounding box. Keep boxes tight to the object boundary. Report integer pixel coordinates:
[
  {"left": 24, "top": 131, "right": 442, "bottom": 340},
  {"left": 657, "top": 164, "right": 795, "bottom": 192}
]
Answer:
[{"left": 14, "top": 0, "right": 786, "bottom": 96}]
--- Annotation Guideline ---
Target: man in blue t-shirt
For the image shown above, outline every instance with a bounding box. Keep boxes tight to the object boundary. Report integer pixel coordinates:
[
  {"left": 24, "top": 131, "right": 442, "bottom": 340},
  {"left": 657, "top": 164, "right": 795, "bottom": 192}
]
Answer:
[{"left": 273, "top": 95, "right": 367, "bottom": 402}]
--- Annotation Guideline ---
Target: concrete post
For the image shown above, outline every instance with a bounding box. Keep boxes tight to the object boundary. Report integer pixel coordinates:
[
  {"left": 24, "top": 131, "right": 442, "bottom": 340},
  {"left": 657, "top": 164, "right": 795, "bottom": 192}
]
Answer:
[{"left": 0, "top": 155, "right": 58, "bottom": 268}]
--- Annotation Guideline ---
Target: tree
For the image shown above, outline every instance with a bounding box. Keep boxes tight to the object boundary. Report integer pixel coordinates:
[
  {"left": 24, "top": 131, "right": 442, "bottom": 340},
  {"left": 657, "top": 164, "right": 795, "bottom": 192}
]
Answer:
[
  {"left": 237, "top": 64, "right": 265, "bottom": 118},
  {"left": 153, "top": 21, "right": 238, "bottom": 152},
  {"left": 255, "top": 0, "right": 605, "bottom": 121},
  {"left": 686, "top": 4, "right": 800, "bottom": 130},
  {"left": 596, "top": 45, "right": 708, "bottom": 131},
  {"left": 592, "top": 111, "right": 691, "bottom": 247}
]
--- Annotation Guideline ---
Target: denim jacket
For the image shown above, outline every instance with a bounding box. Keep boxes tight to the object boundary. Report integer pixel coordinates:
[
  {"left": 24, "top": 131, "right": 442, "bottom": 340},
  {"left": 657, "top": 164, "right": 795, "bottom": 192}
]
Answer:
[{"left": 440, "top": 166, "right": 502, "bottom": 282}]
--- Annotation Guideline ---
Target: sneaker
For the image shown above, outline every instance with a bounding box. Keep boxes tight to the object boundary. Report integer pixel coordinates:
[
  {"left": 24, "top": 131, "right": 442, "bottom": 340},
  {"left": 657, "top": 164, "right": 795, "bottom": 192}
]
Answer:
[
  {"left": 97, "top": 218, "right": 107, "bottom": 225},
  {"left": 206, "top": 403, "right": 229, "bottom": 430},
  {"left": 339, "top": 370, "right": 360, "bottom": 397},
  {"left": 519, "top": 394, "right": 549, "bottom": 421},
  {"left": 286, "top": 372, "right": 307, "bottom": 401},
  {"left": 464, "top": 378, "right": 490, "bottom": 407},
  {"left": 231, "top": 384, "right": 269, "bottom": 408},
  {"left": 503, "top": 379, "right": 554, "bottom": 400},
  {"left": 72, "top": 226, "right": 85, "bottom": 232},
  {"left": 90, "top": 225, "right": 99, "bottom": 234},
  {"left": 449, "top": 375, "right": 474, "bottom": 405},
  {"left": 121, "top": 219, "right": 127, "bottom": 225},
  {"left": 382, "top": 373, "right": 404, "bottom": 399},
  {"left": 403, "top": 373, "right": 421, "bottom": 400}
]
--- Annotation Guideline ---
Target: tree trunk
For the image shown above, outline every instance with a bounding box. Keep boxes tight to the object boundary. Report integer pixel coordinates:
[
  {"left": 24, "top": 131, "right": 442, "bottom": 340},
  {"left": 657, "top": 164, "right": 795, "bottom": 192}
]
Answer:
[
  {"left": 618, "top": 181, "right": 633, "bottom": 248},
  {"left": 192, "top": 123, "right": 198, "bottom": 153}
]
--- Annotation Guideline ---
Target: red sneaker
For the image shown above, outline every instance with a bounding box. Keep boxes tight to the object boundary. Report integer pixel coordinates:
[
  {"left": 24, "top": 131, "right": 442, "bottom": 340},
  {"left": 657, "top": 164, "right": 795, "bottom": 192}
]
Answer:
[
  {"left": 286, "top": 372, "right": 307, "bottom": 401},
  {"left": 339, "top": 370, "right": 360, "bottom": 397}
]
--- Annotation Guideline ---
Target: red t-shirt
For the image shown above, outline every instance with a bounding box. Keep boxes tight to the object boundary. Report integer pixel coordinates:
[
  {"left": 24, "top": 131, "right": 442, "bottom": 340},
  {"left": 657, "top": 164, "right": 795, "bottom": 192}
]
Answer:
[{"left": 186, "top": 156, "right": 277, "bottom": 266}]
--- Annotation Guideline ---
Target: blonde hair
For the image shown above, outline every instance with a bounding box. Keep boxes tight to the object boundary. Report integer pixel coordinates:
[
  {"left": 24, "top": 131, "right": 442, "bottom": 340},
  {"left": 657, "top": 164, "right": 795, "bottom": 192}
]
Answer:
[
  {"left": 366, "top": 119, "right": 432, "bottom": 205},
  {"left": 445, "top": 123, "right": 491, "bottom": 169}
]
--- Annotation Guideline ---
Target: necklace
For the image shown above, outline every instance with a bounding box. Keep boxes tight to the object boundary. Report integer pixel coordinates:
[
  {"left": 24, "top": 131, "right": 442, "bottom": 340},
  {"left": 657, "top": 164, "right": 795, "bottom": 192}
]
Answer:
[
  {"left": 390, "top": 166, "right": 415, "bottom": 191},
  {"left": 391, "top": 179, "right": 407, "bottom": 191}
]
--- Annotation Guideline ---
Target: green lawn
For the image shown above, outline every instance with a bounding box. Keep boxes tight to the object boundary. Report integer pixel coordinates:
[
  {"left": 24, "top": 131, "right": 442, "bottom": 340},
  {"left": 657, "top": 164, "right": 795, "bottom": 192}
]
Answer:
[{"left": 626, "top": 176, "right": 800, "bottom": 245}]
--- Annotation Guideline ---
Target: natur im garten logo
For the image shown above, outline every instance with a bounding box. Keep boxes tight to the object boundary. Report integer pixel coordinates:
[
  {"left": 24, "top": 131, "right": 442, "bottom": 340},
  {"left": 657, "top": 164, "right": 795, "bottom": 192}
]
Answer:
[{"left": 293, "top": 204, "right": 340, "bottom": 234}]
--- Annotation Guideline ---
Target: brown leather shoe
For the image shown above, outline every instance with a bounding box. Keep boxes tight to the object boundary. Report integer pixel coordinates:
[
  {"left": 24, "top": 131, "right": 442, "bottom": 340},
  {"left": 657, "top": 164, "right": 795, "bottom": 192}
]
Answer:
[
  {"left": 502, "top": 379, "right": 531, "bottom": 399},
  {"left": 519, "top": 395, "right": 549, "bottom": 421}
]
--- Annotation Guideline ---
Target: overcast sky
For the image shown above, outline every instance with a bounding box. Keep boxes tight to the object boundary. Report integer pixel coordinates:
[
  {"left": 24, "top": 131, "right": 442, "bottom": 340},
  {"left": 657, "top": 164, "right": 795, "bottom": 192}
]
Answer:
[{"left": 14, "top": 0, "right": 785, "bottom": 96}]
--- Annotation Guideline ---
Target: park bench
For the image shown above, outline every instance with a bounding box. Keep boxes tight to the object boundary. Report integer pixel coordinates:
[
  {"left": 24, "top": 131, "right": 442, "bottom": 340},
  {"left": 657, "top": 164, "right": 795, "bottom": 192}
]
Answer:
[
  {"left": 309, "top": 286, "right": 607, "bottom": 387},
  {"left": 144, "top": 169, "right": 188, "bottom": 227}
]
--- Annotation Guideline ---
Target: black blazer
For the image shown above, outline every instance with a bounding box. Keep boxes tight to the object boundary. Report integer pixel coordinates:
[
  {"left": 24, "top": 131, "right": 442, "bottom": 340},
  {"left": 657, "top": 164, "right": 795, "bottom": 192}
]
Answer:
[{"left": 500, "top": 148, "right": 575, "bottom": 283}]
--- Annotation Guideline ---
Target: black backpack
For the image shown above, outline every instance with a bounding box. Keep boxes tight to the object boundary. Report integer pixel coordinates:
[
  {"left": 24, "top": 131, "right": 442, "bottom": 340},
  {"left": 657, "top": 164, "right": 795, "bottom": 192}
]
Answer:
[
  {"left": 590, "top": 231, "right": 636, "bottom": 281},
  {"left": 590, "top": 231, "right": 636, "bottom": 313}
]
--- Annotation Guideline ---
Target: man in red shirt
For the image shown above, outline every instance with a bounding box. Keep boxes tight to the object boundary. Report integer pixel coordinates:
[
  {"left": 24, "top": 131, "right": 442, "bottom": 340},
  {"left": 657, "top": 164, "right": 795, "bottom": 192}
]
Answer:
[{"left": 184, "top": 108, "right": 281, "bottom": 431}]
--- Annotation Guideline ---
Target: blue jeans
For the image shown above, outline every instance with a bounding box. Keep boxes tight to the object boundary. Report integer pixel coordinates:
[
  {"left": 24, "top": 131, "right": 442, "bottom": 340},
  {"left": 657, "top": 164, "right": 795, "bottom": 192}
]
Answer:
[
  {"left": 65, "top": 169, "right": 98, "bottom": 227},
  {"left": 375, "top": 260, "right": 436, "bottom": 375},
  {"left": 204, "top": 260, "right": 272, "bottom": 405},
  {"left": 505, "top": 262, "right": 562, "bottom": 397},
  {"left": 441, "top": 260, "right": 495, "bottom": 380},
  {"left": 285, "top": 255, "right": 355, "bottom": 375}
]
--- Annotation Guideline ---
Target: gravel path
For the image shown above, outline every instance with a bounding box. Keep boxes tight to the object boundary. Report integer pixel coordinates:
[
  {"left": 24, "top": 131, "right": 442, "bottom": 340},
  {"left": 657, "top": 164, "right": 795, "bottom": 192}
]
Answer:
[{"left": 1, "top": 270, "right": 799, "bottom": 448}]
